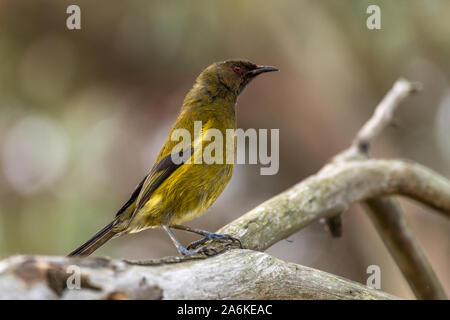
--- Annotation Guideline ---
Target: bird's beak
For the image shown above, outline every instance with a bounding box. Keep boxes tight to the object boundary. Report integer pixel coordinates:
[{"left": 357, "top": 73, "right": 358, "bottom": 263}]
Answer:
[{"left": 247, "top": 65, "right": 279, "bottom": 77}]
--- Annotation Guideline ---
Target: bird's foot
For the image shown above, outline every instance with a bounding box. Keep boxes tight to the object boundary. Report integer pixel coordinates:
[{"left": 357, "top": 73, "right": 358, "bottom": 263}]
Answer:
[
  {"left": 176, "top": 245, "right": 217, "bottom": 256},
  {"left": 186, "top": 233, "right": 242, "bottom": 251}
]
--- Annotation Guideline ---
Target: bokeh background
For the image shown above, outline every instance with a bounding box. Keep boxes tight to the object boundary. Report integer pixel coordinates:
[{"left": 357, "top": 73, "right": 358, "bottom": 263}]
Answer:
[{"left": 0, "top": 0, "right": 449, "bottom": 299}]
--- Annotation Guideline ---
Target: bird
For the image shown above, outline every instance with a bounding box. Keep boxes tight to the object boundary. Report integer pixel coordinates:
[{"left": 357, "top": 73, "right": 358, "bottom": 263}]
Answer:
[{"left": 68, "top": 59, "right": 278, "bottom": 257}]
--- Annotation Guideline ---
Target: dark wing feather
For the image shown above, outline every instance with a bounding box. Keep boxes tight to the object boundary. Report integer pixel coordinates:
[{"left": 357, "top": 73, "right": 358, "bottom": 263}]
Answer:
[
  {"left": 115, "top": 148, "right": 192, "bottom": 219},
  {"left": 134, "top": 149, "right": 192, "bottom": 211},
  {"left": 115, "top": 174, "right": 147, "bottom": 217}
]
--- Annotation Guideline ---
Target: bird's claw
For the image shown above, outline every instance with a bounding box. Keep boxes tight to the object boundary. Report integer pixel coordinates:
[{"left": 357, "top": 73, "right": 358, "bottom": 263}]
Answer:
[
  {"left": 197, "top": 246, "right": 218, "bottom": 256},
  {"left": 186, "top": 234, "right": 242, "bottom": 251}
]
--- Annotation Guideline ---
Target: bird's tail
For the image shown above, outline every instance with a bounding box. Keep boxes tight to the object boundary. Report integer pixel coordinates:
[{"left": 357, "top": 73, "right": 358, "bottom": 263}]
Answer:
[{"left": 68, "top": 220, "right": 118, "bottom": 257}]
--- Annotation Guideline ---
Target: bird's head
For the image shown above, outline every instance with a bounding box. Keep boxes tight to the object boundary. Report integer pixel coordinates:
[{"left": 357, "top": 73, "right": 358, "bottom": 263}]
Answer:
[{"left": 198, "top": 59, "right": 278, "bottom": 95}]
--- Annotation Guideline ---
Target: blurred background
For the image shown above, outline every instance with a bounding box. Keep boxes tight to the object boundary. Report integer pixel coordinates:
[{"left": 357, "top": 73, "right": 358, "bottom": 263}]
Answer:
[{"left": 0, "top": 0, "right": 449, "bottom": 299}]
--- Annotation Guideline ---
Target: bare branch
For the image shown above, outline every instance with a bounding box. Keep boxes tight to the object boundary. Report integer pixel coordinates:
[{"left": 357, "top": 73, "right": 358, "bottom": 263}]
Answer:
[
  {"left": 218, "top": 159, "right": 450, "bottom": 252},
  {"left": 354, "top": 79, "right": 421, "bottom": 155},
  {"left": 324, "top": 79, "right": 421, "bottom": 241},
  {"left": 336, "top": 79, "right": 421, "bottom": 161},
  {"left": 364, "top": 197, "right": 447, "bottom": 299},
  {"left": 0, "top": 253, "right": 397, "bottom": 300},
  {"left": 332, "top": 78, "right": 446, "bottom": 300}
]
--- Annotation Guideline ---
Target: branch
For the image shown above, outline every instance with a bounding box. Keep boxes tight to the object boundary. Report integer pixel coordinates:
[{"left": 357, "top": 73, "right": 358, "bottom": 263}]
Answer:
[
  {"left": 320, "top": 79, "right": 421, "bottom": 237},
  {"left": 339, "top": 78, "right": 422, "bottom": 159},
  {"left": 335, "top": 78, "right": 447, "bottom": 300},
  {"left": 217, "top": 158, "right": 450, "bottom": 252},
  {"left": 364, "top": 197, "right": 447, "bottom": 299},
  {"left": 0, "top": 252, "right": 397, "bottom": 300}
]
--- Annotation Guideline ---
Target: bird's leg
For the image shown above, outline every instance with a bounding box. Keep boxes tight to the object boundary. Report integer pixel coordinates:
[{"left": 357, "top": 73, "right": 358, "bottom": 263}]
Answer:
[
  {"left": 163, "top": 225, "right": 204, "bottom": 255},
  {"left": 169, "top": 224, "right": 242, "bottom": 250}
]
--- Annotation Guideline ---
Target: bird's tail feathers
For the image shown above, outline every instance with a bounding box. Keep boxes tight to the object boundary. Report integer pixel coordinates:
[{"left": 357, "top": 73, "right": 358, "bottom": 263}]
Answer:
[{"left": 68, "top": 220, "right": 118, "bottom": 257}]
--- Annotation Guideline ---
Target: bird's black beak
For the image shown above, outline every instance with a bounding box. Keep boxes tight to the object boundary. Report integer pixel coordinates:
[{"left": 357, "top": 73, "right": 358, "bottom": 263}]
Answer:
[{"left": 247, "top": 65, "right": 279, "bottom": 77}]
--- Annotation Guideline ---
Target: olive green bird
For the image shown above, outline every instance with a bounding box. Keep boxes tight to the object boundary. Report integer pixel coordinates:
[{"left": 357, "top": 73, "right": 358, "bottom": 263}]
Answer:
[{"left": 68, "top": 59, "right": 278, "bottom": 256}]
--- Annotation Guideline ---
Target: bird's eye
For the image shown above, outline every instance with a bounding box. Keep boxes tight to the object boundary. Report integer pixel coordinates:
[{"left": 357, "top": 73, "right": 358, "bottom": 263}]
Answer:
[{"left": 234, "top": 66, "right": 241, "bottom": 73}]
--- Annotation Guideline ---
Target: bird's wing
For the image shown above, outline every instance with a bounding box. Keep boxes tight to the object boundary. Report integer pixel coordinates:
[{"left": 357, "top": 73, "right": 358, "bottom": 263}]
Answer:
[
  {"left": 114, "top": 149, "right": 191, "bottom": 219},
  {"left": 134, "top": 148, "right": 193, "bottom": 214},
  {"left": 115, "top": 117, "right": 215, "bottom": 220},
  {"left": 114, "top": 175, "right": 147, "bottom": 218}
]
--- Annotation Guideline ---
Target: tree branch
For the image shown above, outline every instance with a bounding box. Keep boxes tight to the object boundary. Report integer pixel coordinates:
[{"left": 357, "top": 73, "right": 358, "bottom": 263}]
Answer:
[
  {"left": 335, "top": 78, "right": 447, "bottom": 299},
  {"left": 324, "top": 79, "right": 421, "bottom": 237},
  {"left": 0, "top": 252, "right": 397, "bottom": 300},
  {"left": 339, "top": 78, "right": 422, "bottom": 159},
  {"left": 364, "top": 197, "right": 447, "bottom": 299},
  {"left": 217, "top": 159, "right": 450, "bottom": 252}
]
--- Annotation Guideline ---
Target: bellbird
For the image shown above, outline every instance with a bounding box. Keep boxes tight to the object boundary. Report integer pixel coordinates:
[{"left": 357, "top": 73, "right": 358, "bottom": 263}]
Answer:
[{"left": 68, "top": 59, "right": 278, "bottom": 256}]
